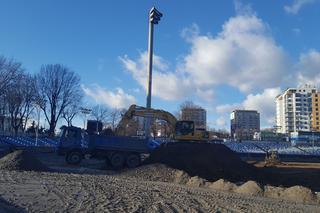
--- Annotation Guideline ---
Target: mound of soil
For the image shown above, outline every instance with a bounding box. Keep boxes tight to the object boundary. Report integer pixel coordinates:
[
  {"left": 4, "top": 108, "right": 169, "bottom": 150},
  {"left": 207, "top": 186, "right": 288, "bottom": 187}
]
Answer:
[
  {"left": 174, "top": 170, "right": 191, "bottom": 184},
  {"left": 144, "top": 142, "right": 257, "bottom": 182},
  {"left": 264, "top": 185, "right": 285, "bottom": 199},
  {"left": 235, "top": 181, "right": 263, "bottom": 196},
  {"left": 117, "top": 164, "right": 182, "bottom": 182},
  {"left": 282, "top": 186, "right": 316, "bottom": 203},
  {"left": 264, "top": 185, "right": 317, "bottom": 204},
  {"left": 186, "top": 176, "right": 207, "bottom": 187},
  {"left": 0, "top": 150, "right": 49, "bottom": 172},
  {"left": 208, "top": 179, "right": 237, "bottom": 192}
]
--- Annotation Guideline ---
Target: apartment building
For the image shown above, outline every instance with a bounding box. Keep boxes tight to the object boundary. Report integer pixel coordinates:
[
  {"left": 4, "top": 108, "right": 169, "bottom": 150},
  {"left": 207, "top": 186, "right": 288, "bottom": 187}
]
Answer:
[
  {"left": 276, "top": 85, "right": 317, "bottom": 134},
  {"left": 181, "top": 108, "right": 206, "bottom": 128},
  {"left": 230, "top": 110, "right": 260, "bottom": 140},
  {"left": 312, "top": 92, "right": 320, "bottom": 131}
]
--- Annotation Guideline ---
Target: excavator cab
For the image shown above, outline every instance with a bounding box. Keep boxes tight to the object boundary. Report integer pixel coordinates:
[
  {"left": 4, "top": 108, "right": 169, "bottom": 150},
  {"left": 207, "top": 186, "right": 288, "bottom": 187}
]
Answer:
[
  {"left": 175, "top": 121, "right": 209, "bottom": 142},
  {"left": 175, "top": 121, "right": 194, "bottom": 136}
]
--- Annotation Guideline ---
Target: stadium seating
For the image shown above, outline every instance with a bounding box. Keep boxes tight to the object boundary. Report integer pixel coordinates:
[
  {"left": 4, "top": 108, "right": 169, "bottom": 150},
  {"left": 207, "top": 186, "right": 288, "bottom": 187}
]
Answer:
[{"left": 222, "top": 140, "right": 320, "bottom": 156}]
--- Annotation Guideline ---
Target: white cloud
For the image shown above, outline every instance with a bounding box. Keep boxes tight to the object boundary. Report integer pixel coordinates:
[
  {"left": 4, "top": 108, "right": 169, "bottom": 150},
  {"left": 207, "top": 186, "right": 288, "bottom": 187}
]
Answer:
[
  {"left": 243, "top": 87, "right": 281, "bottom": 125},
  {"left": 216, "top": 103, "right": 243, "bottom": 113},
  {"left": 130, "top": 88, "right": 141, "bottom": 93},
  {"left": 121, "top": 9, "right": 289, "bottom": 102},
  {"left": 81, "top": 84, "right": 136, "bottom": 109},
  {"left": 295, "top": 50, "right": 320, "bottom": 86},
  {"left": 216, "top": 87, "right": 281, "bottom": 127},
  {"left": 284, "top": 0, "right": 315, "bottom": 14},
  {"left": 182, "top": 15, "right": 289, "bottom": 93},
  {"left": 215, "top": 116, "right": 227, "bottom": 127},
  {"left": 119, "top": 52, "right": 193, "bottom": 101}
]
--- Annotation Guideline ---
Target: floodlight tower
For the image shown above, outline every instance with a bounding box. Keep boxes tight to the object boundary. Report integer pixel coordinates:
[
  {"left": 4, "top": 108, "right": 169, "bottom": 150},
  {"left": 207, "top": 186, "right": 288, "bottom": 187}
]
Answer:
[
  {"left": 145, "top": 7, "right": 162, "bottom": 138},
  {"left": 146, "top": 7, "right": 162, "bottom": 109}
]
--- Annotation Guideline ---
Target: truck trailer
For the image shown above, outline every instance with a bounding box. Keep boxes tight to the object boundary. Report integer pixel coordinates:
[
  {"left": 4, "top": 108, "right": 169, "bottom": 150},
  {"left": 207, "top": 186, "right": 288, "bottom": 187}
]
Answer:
[{"left": 57, "top": 126, "right": 160, "bottom": 169}]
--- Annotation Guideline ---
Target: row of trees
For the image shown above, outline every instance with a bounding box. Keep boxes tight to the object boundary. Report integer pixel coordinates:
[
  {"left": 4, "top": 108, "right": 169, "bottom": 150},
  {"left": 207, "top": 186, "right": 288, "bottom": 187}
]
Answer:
[
  {"left": 0, "top": 56, "right": 83, "bottom": 136},
  {"left": 0, "top": 55, "right": 128, "bottom": 137}
]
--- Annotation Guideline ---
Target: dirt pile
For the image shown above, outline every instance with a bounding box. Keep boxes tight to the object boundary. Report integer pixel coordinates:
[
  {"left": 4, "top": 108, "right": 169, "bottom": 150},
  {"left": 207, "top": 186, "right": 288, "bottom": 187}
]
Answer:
[
  {"left": 282, "top": 186, "right": 317, "bottom": 203},
  {"left": 0, "top": 150, "right": 49, "bottom": 172},
  {"left": 264, "top": 185, "right": 285, "bottom": 199},
  {"left": 117, "top": 164, "right": 182, "bottom": 182},
  {"left": 264, "top": 185, "right": 317, "bottom": 204},
  {"left": 186, "top": 176, "right": 207, "bottom": 187},
  {"left": 235, "top": 181, "right": 263, "bottom": 196},
  {"left": 174, "top": 170, "right": 191, "bottom": 184},
  {"left": 144, "top": 142, "right": 257, "bottom": 182},
  {"left": 208, "top": 179, "right": 237, "bottom": 192}
]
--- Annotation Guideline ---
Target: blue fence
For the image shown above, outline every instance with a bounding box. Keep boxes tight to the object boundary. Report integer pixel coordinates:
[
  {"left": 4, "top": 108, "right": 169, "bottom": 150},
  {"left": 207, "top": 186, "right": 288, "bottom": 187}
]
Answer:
[{"left": 0, "top": 136, "right": 58, "bottom": 148}]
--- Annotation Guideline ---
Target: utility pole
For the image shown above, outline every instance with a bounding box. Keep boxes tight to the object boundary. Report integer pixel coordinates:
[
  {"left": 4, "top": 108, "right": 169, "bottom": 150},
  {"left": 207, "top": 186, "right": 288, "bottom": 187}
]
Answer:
[{"left": 145, "top": 7, "right": 162, "bottom": 138}]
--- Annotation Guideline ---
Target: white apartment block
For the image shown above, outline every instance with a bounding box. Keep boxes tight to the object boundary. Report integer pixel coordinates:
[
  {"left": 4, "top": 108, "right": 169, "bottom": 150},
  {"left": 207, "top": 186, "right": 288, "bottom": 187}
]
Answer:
[{"left": 276, "top": 85, "right": 317, "bottom": 134}]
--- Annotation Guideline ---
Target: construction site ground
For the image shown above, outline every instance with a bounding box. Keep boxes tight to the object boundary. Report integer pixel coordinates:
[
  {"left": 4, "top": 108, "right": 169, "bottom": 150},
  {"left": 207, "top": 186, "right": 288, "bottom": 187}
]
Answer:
[{"left": 0, "top": 150, "right": 319, "bottom": 212}]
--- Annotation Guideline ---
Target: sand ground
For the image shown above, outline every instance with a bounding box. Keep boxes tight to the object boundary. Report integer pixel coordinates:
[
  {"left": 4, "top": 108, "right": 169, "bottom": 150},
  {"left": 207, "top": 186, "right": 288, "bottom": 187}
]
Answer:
[{"left": 0, "top": 152, "right": 319, "bottom": 212}]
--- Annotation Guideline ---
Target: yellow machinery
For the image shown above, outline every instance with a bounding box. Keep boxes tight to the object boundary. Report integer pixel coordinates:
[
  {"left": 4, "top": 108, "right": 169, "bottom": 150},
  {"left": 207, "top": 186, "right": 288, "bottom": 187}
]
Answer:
[
  {"left": 264, "top": 150, "right": 281, "bottom": 167},
  {"left": 115, "top": 104, "right": 209, "bottom": 142}
]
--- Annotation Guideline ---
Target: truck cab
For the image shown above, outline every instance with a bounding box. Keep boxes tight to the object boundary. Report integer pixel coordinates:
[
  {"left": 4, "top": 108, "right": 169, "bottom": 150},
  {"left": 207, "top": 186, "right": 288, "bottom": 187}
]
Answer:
[{"left": 57, "top": 126, "right": 89, "bottom": 155}]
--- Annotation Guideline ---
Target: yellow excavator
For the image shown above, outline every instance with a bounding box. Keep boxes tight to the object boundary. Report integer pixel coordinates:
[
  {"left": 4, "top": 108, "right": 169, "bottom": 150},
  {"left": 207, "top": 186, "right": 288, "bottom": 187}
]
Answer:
[{"left": 115, "top": 104, "right": 209, "bottom": 142}]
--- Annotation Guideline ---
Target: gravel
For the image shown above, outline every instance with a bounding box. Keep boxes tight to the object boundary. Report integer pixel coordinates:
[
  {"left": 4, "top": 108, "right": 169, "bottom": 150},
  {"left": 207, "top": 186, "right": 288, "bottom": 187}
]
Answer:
[{"left": 0, "top": 150, "right": 49, "bottom": 172}]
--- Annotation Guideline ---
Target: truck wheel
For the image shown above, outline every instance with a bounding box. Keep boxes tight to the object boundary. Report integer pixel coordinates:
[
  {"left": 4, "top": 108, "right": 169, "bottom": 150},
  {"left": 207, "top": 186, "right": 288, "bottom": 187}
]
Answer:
[
  {"left": 126, "top": 153, "right": 141, "bottom": 168},
  {"left": 110, "top": 152, "right": 125, "bottom": 169},
  {"left": 66, "top": 151, "right": 82, "bottom": 165}
]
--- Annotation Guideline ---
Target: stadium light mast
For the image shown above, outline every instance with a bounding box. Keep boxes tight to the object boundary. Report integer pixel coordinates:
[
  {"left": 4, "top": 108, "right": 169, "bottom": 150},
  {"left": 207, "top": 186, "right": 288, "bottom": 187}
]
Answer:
[
  {"left": 145, "top": 7, "right": 162, "bottom": 138},
  {"left": 146, "top": 7, "right": 162, "bottom": 109}
]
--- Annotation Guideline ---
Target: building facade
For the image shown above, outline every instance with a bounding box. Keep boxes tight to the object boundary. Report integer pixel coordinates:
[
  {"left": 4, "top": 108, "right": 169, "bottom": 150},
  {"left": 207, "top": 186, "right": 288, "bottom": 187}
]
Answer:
[
  {"left": 312, "top": 92, "right": 320, "bottom": 131},
  {"left": 230, "top": 110, "right": 260, "bottom": 140},
  {"left": 181, "top": 108, "right": 206, "bottom": 128},
  {"left": 276, "top": 85, "right": 317, "bottom": 134}
]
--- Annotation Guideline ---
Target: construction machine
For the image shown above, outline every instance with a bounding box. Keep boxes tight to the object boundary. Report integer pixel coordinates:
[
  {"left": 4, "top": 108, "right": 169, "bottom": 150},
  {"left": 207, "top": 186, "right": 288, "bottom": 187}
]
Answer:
[
  {"left": 115, "top": 104, "right": 209, "bottom": 142},
  {"left": 264, "top": 150, "right": 281, "bottom": 167}
]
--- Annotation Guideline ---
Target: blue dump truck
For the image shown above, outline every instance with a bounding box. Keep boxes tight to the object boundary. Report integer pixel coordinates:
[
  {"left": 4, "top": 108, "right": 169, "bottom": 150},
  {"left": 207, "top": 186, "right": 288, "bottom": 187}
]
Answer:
[{"left": 57, "top": 126, "right": 160, "bottom": 169}]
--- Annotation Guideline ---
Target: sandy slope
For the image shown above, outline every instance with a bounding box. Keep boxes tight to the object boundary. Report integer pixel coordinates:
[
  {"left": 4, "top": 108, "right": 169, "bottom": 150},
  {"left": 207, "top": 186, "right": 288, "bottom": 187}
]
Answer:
[{"left": 0, "top": 170, "right": 319, "bottom": 213}]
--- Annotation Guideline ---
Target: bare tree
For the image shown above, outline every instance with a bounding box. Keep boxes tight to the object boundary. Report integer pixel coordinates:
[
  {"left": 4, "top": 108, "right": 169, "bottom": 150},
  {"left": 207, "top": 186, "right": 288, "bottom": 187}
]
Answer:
[
  {"left": 35, "top": 64, "right": 82, "bottom": 136},
  {"left": 107, "top": 108, "right": 125, "bottom": 130},
  {"left": 21, "top": 75, "right": 37, "bottom": 131},
  {"left": 5, "top": 71, "right": 34, "bottom": 135},
  {"left": 0, "top": 56, "right": 22, "bottom": 95},
  {"left": 62, "top": 102, "right": 81, "bottom": 127},
  {"left": 91, "top": 105, "right": 109, "bottom": 123},
  {"left": 179, "top": 100, "right": 201, "bottom": 110}
]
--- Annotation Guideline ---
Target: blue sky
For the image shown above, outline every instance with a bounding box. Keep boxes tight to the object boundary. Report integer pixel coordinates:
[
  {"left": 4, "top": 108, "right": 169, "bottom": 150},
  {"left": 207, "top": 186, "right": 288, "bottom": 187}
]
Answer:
[{"left": 1, "top": 0, "right": 320, "bottom": 130}]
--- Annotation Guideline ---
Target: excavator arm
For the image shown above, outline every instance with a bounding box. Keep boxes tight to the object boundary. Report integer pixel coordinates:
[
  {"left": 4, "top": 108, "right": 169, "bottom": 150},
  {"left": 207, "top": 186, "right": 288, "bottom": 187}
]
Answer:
[
  {"left": 115, "top": 104, "right": 177, "bottom": 136},
  {"left": 115, "top": 104, "right": 209, "bottom": 142}
]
